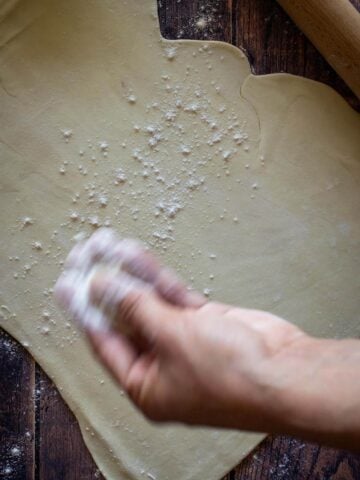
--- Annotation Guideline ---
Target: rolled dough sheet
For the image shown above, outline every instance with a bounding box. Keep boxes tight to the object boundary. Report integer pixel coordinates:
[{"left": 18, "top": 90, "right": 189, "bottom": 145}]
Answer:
[{"left": 0, "top": 0, "right": 359, "bottom": 479}]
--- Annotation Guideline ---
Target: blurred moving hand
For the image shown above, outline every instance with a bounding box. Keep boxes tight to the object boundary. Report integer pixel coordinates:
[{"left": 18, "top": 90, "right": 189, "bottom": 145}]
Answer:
[{"left": 55, "top": 229, "right": 360, "bottom": 451}]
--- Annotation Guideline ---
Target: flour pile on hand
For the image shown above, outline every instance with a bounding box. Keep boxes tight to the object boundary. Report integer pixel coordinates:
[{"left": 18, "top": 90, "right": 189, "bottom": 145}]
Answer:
[{"left": 55, "top": 229, "right": 149, "bottom": 331}]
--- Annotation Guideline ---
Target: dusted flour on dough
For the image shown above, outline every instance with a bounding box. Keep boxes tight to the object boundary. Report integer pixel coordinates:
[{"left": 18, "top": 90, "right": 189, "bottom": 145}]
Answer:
[{"left": 0, "top": 0, "right": 359, "bottom": 479}]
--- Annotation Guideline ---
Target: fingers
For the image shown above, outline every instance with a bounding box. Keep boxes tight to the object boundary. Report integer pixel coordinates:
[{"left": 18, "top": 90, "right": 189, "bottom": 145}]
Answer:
[
  {"left": 65, "top": 228, "right": 119, "bottom": 270},
  {"left": 55, "top": 227, "right": 206, "bottom": 349},
  {"left": 67, "top": 227, "right": 205, "bottom": 310},
  {"left": 105, "top": 235, "right": 206, "bottom": 309},
  {"left": 88, "top": 271, "right": 151, "bottom": 336},
  {"left": 90, "top": 275, "right": 180, "bottom": 348},
  {"left": 198, "top": 301, "right": 233, "bottom": 317},
  {"left": 54, "top": 269, "right": 109, "bottom": 331},
  {"left": 154, "top": 267, "right": 206, "bottom": 308},
  {"left": 87, "top": 329, "right": 137, "bottom": 387},
  {"left": 88, "top": 327, "right": 159, "bottom": 408}
]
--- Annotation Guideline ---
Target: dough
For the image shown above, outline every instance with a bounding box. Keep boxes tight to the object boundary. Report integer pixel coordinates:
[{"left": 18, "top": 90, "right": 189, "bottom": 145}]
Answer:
[{"left": 0, "top": 0, "right": 359, "bottom": 479}]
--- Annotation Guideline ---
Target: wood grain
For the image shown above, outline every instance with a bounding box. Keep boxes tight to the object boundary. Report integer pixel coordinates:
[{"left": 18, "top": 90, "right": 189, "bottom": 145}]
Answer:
[
  {"left": 1, "top": 1, "right": 360, "bottom": 479},
  {"left": 36, "top": 368, "right": 102, "bottom": 480},
  {"left": 223, "top": 436, "right": 360, "bottom": 479},
  {"left": 0, "top": 331, "right": 35, "bottom": 480}
]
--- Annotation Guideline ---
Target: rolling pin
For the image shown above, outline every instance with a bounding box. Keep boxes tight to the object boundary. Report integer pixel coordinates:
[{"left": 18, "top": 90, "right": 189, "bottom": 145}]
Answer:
[{"left": 276, "top": 0, "right": 360, "bottom": 99}]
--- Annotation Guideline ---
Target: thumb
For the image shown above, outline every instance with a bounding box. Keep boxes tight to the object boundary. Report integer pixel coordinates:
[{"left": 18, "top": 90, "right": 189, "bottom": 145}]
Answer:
[{"left": 90, "top": 273, "right": 182, "bottom": 348}]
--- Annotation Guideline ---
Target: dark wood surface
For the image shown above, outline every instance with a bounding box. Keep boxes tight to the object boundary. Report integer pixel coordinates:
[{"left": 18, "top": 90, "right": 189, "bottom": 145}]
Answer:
[{"left": 1, "top": 1, "right": 359, "bottom": 479}]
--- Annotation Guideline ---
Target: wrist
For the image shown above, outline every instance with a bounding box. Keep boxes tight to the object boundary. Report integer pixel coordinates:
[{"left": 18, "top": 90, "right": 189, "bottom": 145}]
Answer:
[
  {"left": 262, "top": 334, "right": 360, "bottom": 448},
  {"left": 262, "top": 334, "right": 319, "bottom": 431}
]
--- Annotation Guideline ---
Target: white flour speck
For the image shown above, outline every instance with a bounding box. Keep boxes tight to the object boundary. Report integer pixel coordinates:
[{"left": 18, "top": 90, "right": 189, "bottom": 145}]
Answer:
[
  {"left": 127, "top": 94, "right": 137, "bottom": 104},
  {"left": 88, "top": 216, "right": 101, "bottom": 227},
  {"left": 180, "top": 144, "right": 192, "bottom": 155},
  {"left": 222, "top": 150, "right": 232, "bottom": 161},
  {"left": 114, "top": 169, "right": 127, "bottom": 185},
  {"left": 11, "top": 446, "right": 21, "bottom": 456},
  {"left": 62, "top": 129, "right": 73, "bottom": 142},
  {"left": 233, "top": 131, "right": 248, "bottom": 145},
  {"left": 41, "top": 326, "right": 50, "bottom": 335},
  {"left": 99, "top": 195, "right": 108, "bottom": 207},
  {"left": 99, "top": 141, "right": 109, "bottom": 152},
  {"left": 164, "top": 46, "right": 177, "bottom": 60},
  {"left": 184, "top": 102, "right": 200, "bottom": 113},
  {"left": 32, "top": 241, "right": 43, "bottom": 251},
  {"left": 164, "top": 110, "right": 177, "bottom": 122},
  {"left": 21, "top": 217, "right": 34, "bottom": 228},
  {"left": 196, "top": 17, "right": 207, "bottom": 29}
]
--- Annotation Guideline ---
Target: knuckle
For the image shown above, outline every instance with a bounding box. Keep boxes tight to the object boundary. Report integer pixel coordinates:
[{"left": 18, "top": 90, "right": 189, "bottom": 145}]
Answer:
[
  {"left": 118, "top": 291, "right": 144, "bottom": 324},
  {"left": 125, "top": 381, "right": 167, "bottom": 423}
]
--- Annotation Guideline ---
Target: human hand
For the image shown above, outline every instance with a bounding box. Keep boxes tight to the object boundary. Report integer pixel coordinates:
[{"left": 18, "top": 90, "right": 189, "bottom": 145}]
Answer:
[
  {"left": 87, "top": 288, "right": 307, "bottom": 432},
  {"left": 54, "top": 229, "right": 306, "bottom": 432}
]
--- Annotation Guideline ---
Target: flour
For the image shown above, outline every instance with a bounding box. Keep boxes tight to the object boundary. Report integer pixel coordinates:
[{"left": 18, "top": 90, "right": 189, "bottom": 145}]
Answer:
[
  {"left": 98, "top": 195, "right": 108, "bottom": 207},
  {"left": 222, "top": 150, "right": 232, "bottom": 161},
  {"left": 70, "top": 212, "right": 79, "bottom": 221},
  {"left": 164, "top": 47, "right": 177, "bottom": 60},
  {"left": 156, "top": 199, "right": 183, "bottom": 219},
  {"left": 10, "top": 447, "right": 20, "bottom": 457},
  {"left": 32, "top": 241, "right": 43, "bottom": 251},
  {"left": 148, "top": 134, "right": 162, "bottom": 148},
  {"left": 233, "top": 131, "right": 248, "bottom": 145},
  {"left": 196, "top": 17, "right": 207, "bottom": 30},
  {"left": 152, "top": 231, "right": 174, "bottom": 242},
  {"left": 62, "top": 129, "right": 73, "bottom": 142},
  {"left": 2, "top": 1, "right": 358, "bottom": 477},
  {"left": 127, "top": 94, "right": 137, "bottom": 104},
  {"left": 21, "top": 217, "right": 34, "bottom": 229},
  {"left": 55, "top": 229, "right": 150, "bottom": 331},
  {"left": 99, "top": 141, "right": 109, "bottom": 152},
  {"left": 41, "top": 326, "right": 50, "bottom": 335},
  {"left": 88, "top": 216, "right": 101, "bottom": 227},
  {"left": 164, "top": 110, "right": 177, "bottom": 122},
  {"left": 180, "top": 144, "right": 192, "bottom": 155},
  {"left": 184, "top": 102, "right": 200, "bottom": 113}
]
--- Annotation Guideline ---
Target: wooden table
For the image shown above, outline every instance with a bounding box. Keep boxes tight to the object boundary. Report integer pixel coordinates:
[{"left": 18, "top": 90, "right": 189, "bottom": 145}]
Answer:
[{"left": 1, "top": 1, "right": 359, "bottom": 478}]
